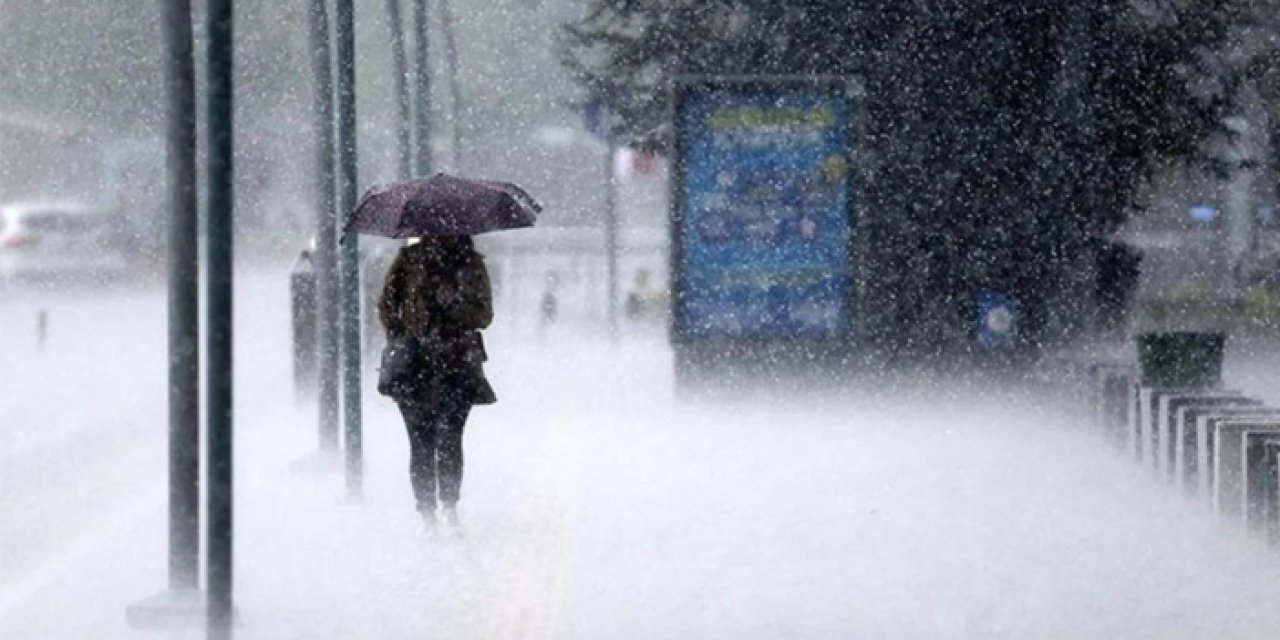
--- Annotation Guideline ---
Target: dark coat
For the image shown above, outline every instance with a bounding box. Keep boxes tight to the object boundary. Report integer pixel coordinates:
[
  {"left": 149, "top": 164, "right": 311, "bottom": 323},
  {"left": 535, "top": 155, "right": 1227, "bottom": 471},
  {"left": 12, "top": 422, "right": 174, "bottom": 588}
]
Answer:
[{"left": 377, "top": 243, "right": 496, "bottom": 405}]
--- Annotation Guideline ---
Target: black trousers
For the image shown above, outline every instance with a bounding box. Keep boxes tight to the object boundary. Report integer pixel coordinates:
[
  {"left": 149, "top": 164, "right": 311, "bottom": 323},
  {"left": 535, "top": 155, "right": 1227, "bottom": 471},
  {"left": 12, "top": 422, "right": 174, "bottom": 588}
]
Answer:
[{"left": 397, "top": 389, "right": 472, "bottom": 513}]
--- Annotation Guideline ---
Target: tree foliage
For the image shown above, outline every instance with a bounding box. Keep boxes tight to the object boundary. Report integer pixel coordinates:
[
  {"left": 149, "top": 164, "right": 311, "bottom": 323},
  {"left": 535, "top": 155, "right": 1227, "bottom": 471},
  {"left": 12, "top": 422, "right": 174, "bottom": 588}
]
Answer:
[
  {"left": 1246, "top": 0, "right": 1280, "bottom": 198},
  {"left": 563, "top": 0, "right": 1247, "bottom": 356}
]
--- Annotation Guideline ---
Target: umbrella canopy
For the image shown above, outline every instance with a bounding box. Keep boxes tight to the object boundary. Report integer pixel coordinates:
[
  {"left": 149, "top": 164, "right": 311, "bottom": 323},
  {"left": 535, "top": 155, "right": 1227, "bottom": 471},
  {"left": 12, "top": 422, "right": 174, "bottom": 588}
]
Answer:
[{"left": 342, "top": 173, "right": 540, "bottom": 240}]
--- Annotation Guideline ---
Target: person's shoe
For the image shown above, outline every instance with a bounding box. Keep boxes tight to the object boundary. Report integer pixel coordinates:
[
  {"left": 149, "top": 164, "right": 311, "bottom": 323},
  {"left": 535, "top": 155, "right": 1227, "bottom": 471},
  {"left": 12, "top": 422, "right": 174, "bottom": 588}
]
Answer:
[
  {"left": 441, "top": 504, "right": 463, "bottom": 536},
  {"left": 419, "top": 509, "right": 438, "bottom": 535}
]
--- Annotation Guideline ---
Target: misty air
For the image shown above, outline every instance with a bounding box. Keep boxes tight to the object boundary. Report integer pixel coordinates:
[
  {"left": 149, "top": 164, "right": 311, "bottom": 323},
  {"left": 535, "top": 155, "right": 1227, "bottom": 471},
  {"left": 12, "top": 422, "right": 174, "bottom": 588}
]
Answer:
[{"left": 2, "top": 1, "right": 1280, "bottom": 639}]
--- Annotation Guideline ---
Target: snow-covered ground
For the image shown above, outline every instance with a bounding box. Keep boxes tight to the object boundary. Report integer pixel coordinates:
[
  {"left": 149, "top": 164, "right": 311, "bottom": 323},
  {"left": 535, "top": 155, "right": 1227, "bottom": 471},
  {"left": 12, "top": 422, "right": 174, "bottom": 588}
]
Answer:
[{"left": 3, "top": 264, "right": 1280, "bottom": 639}]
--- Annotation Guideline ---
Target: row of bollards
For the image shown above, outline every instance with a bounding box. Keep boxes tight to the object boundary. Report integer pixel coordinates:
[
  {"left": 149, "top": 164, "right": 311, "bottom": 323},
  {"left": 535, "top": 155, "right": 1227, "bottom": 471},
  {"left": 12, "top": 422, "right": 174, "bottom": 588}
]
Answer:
[{"left": 1084, "top": 332, "right": 1280, "bottom": 546}]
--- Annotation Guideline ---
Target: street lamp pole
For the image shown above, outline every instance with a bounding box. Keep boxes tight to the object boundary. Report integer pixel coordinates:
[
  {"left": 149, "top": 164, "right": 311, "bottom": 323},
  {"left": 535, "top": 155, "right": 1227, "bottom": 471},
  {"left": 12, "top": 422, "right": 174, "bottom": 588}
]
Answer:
[
  {"left": 204, "top": 0, "right": 235, "bottom": 636},
  {"left": 387, "top": 0, "right": 413, "bottom": 180},
  {"left": 308, "top": 0, "right": 340, "bottom": 455},
  {"left": 335, "top": 0, "right": 364, "bottom": 499},
  {"left": 411, "top": 0, "right": 432, "bottom": 175},
  {"left": 124, "top": 3, "right": 207, "bottom": 627},
  {"left": 160, "top": 0, "right": 200, "bottom": 593},
  {"left": 439, "top": 0, "right": 463, "bottom": 168}
]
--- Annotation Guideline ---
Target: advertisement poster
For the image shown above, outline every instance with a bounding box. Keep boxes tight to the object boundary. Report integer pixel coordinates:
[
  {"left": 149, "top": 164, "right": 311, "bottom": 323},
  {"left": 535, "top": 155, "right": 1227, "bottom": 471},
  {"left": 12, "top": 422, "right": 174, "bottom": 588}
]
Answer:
[{"left": 674, "top": 80, "right": 854, "bottom": 339}]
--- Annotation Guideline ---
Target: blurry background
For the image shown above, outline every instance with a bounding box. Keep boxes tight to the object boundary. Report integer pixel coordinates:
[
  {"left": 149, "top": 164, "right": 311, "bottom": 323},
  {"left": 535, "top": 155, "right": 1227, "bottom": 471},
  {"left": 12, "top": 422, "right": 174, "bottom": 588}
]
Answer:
[
  {"left": 1, "top": 0, "right": 1279, "bottom": 349},
  {"left": 0, "top": 0, "right": 664, "bottom": 257},
  {"left": 0, "top": 0, "right": 677, "bottom": 334},
  {"left": 5, "top": 5, "right": 1280, "bottom": 639}
]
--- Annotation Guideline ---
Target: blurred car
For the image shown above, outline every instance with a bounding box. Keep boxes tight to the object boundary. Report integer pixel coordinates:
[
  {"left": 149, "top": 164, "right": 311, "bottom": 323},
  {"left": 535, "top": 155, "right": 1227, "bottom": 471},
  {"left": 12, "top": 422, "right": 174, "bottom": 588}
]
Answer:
[{"left": 0, "top": 201, "right": 128, "bottom": 285}]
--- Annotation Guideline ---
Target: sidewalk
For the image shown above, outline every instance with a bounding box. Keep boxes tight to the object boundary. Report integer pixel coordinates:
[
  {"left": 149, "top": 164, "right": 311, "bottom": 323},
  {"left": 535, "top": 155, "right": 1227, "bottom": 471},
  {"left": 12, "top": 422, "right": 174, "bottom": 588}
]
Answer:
[{"left": 6, "top": 326, "right": 1280, "bottom": 638}]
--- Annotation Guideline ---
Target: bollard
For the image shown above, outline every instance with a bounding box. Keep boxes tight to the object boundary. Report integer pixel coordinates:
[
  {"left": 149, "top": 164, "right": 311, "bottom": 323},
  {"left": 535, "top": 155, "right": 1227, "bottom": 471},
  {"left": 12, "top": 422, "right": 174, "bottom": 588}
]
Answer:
[
  {"left": 1211, "top": 420, "right": 1280, "bottom": 520},
  {"left": 540, "top": 290, "right": 558, "bottom": 324},
  {"left": 291, "top": 249, "right": 318, "bottom": 401},
  {"left": 1244, "top": 433, "right": 1280, "bottom": 533},
  {"left": 1194, "top": 408, "right": 1280, "bottom": 501},
  {"left": 1173, "top": 398, "right": 1260, "bottom": 491},
  {"left": 1267, "top": 438, "right": 1280, "bottom": 545},
  {"left": 1091, "top": 363, "right": 1137, "bottom": 447},
  {"left": 539, "top": 270, "right": 559, "bottom": 341},
  {"left": 1155, "top": 392, "right": 1246, "bottom": 480},
  {"left": 1136, "top": 387, "right": 1181, "bottom": 467},
  {"left": 35, "top": 309, "right": 47, "bottom": 349},
  {"left": 1132, "top": 332, "right": 1226, "bottom": 468}
]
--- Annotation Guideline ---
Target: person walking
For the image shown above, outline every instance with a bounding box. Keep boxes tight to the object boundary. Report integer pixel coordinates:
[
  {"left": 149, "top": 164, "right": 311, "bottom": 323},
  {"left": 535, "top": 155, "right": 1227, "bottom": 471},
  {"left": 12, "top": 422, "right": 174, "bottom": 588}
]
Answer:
[{"left": 377, "top": 235, "right": 496, "bottom": 532}]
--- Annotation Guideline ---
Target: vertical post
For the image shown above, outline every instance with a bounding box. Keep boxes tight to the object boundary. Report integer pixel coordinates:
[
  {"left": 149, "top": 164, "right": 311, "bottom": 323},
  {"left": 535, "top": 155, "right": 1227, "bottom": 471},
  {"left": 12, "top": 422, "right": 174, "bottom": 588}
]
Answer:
[
  {"left": 604, "top": 142, "right": 619, "bottom": 343},
  {"left": 411, "top": 0, "right": 432, "bottom": 175},
  {"left": 161, "top": 0, "right": 199, "bottom": 593},
  {"left": 336, "top": 0, "right": 364, "bottom": 498},
  {"left": 386, "top": 0, "right": 412, "bottom": 179},
  {"left": 308, "top": 0, "right": 340, "bottom": 453},
  {"left": 439, "top": 0, "right": 463, "bottom": 168},
  {"left": 205, "top": 0, "right": 235, "bottom": 637}
]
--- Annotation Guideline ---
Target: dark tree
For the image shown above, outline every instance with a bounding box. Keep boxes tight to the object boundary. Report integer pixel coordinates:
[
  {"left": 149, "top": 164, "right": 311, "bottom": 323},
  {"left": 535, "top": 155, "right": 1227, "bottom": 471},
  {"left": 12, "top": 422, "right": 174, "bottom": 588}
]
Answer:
[{"left": 563, "top": 0, "right": 1245, "bottom": 359}]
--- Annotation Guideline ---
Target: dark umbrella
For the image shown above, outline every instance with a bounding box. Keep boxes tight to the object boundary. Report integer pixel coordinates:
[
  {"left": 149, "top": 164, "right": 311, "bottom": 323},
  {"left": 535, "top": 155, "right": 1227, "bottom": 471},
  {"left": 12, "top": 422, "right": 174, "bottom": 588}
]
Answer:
[{"left": 341, "top": 172, "right": 540, "bottom": 240}]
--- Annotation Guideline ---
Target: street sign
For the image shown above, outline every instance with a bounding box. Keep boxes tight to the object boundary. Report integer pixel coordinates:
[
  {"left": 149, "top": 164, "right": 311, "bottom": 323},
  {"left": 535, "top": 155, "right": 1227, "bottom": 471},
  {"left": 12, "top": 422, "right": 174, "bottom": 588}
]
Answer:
[{"left": 975, "top": 289, "right": 1018, "bottom": 350}]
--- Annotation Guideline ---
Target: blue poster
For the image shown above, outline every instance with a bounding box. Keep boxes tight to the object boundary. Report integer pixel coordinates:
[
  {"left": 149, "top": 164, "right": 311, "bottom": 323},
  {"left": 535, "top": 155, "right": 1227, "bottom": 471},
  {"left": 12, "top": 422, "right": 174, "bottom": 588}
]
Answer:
[{"left": 674, "top": 82, "right": 853, "bottom": 338}]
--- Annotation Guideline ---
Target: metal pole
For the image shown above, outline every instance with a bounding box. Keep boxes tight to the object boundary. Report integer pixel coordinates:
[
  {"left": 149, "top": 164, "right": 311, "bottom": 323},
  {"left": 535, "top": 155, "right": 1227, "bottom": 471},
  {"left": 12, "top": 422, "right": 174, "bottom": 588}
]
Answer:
[
  {"left": 439, "top": 0, "right": 463, "bottom": 168},
  {"left": 604, "top": 141, "right": 619, "bottom": 342},
  {"left": 161, "top": 0, "right": 199, "bottom": 593},
  {"left": 308, "top": 0, "right": 340, "bottom": 453},
  {"left": 205, "top": 0, "right": 235, "bottom": 636},
  {"left": 411, "top": 0, "right": 431, "bottom": 175},
  {"left": 336, "top": 0, "right": 364, "bottom": 498},
  {"left": 387, "top": 0, "right": 412, "bottom": 179}
]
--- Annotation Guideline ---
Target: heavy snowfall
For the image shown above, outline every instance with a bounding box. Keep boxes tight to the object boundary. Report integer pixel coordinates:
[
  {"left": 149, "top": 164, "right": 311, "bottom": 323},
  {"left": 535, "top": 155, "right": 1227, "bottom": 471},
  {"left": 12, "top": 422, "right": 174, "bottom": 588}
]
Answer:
[{"left": 4, "top": 1, "right": 1280, "bottom": 639}]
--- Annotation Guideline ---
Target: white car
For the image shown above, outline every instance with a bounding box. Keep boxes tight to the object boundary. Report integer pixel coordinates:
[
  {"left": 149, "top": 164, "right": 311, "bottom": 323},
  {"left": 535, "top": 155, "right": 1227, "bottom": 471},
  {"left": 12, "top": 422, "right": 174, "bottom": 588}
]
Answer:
[{"left": 0, "top": 201, "right": 128, "bottom": 285}]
